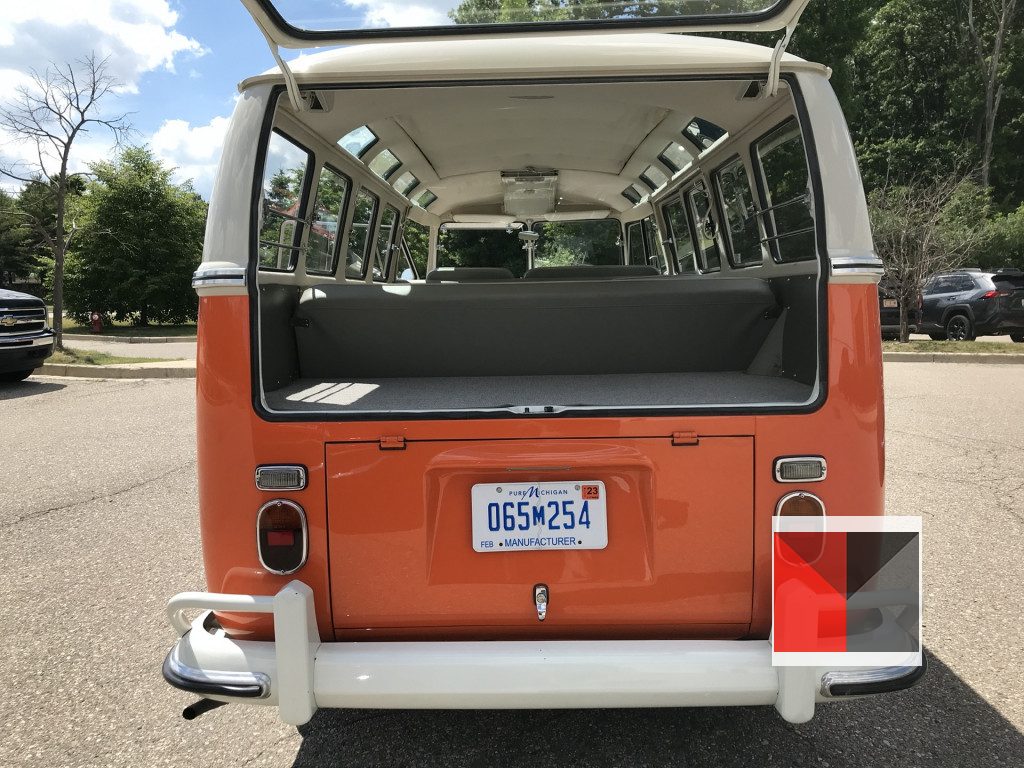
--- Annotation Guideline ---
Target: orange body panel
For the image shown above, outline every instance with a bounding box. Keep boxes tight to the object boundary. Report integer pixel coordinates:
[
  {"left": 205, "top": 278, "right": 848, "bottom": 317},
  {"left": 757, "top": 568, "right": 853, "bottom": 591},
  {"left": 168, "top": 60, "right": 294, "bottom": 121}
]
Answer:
[{"left": 195, "top": 282, "right": 884, "bottom": 642}]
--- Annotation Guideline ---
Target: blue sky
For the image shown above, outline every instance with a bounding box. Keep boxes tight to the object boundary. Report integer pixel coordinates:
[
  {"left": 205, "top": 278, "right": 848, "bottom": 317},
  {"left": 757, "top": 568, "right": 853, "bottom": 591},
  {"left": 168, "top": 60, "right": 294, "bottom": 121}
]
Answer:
[{"left": 0, "top": 1, "right": 457, "bottom": 198}]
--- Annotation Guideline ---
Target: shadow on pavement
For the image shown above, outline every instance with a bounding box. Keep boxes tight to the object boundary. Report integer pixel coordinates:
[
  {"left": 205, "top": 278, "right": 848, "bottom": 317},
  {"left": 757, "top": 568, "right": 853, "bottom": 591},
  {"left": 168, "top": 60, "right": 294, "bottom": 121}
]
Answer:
[
  {"left": 0, "top": 380, "right": 66, "bottom": 400},
  {"left": 290, "top": 650, "right": 1021, "bottom": 768}
]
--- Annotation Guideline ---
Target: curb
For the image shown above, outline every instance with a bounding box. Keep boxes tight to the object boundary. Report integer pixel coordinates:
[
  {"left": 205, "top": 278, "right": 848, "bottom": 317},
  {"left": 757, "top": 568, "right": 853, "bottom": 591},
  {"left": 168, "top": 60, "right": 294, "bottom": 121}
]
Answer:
[
  {"left": 63, "top": 333, "right": 197, "bottom": 344},
  {"left": 39, "top": 363, "right": 196, "bottom": 379},
  {"left": 882, "top": 352, "right": 1024, "bottom": 364}
]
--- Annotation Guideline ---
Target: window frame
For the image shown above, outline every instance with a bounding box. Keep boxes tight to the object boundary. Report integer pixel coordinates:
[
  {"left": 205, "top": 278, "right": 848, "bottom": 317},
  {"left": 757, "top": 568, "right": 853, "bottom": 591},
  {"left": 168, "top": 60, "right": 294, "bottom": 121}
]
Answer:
[
  {"left": 257, "top": 128, "right": 315, "bottom": 274},
  {"left": 368, "top": 148, "right": 402, "bottom": 181},
  {"left": 660, "top": 194, "right": 697, "bottom": 274},
  {"left": 658, "top": 142, "right": 691, "bottom": 175},
  {"left": 373, "top": 203, "right": 402, "bottom": 282},
  {"left": 712, "top": 154, "right": 764, "bottom": 270},
  {"left": 305, "top": 162, "right": 353, "bottom": 277},
  {"left": 346, "top": 187, "right": 381, "bottom": 281},
  {"left": 685, "top": 182, "right": 722, "bottom": 274},
  {"left": 749, "top": 118, "right": 817, "bottom": 265}
]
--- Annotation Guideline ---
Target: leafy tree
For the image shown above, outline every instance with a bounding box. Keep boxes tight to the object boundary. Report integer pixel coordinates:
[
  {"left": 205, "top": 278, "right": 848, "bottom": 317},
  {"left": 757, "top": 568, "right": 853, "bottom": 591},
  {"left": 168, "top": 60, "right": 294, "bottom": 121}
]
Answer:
[
  {"left": 870, "top": 176, "right": 988, "bottom": 341},
  {"left": 438, "top": 228, "right": 528, "bottom": 276},
  {"left": 64, "top": 147, "right": 207, "bottom": 325},
  {"left": 0, "top": 190, "right": 34, "bottom": 286},
  {"left": 978, "top": 204, "right": 1024, "bottom": 269}
]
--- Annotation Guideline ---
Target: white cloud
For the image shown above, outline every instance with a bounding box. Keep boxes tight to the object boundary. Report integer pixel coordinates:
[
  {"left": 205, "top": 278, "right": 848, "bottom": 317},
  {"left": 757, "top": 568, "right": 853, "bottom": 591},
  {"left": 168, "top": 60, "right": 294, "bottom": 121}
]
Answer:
[
  {"left": 150, "top": 115, "right": 231, "bottom": 197},
  {"left": 0, "top": 1, "right": 205, "bottom": 93},
  {"left": 0, "top": 1, "right": 205, "bottom": 190},
  {"left": 345, "top": 0, "right": 453, "bottom": 28}
]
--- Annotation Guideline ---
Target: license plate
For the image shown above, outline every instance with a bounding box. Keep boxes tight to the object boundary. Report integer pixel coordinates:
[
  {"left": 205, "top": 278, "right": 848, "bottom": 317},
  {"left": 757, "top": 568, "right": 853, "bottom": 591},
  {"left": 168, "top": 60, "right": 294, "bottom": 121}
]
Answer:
[
  {"left": 472, "top": 481, "right": 609, "bottom": 552},
  {"left": 883, "top": 299, "right": 898, "bottom": 308}
]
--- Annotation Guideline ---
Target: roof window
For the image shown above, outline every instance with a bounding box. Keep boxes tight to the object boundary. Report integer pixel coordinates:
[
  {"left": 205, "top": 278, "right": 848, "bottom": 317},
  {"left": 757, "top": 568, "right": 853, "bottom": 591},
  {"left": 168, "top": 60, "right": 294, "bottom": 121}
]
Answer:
[{"left": 338, "top": 125, "right": 378, "bottom": 158}]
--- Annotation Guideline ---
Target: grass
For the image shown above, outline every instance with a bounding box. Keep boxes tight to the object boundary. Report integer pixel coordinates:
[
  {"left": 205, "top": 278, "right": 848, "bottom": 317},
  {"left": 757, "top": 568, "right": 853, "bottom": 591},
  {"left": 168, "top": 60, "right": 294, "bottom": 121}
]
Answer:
[
  {"left": 60, "top": 316, "right": 196, "bottom": 337},
  {"left": 48, "top": 347, "right": 177, "bottom": 366},
  {"left": 883, "top": 340, "right": 1024, "bottom": 354}
]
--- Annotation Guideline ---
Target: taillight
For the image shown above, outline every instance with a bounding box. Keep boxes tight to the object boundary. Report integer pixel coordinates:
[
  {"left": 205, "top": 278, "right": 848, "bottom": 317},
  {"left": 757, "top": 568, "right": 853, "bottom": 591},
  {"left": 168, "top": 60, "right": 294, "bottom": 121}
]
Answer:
[
  {"left": 982, "top": 290, "right": 1011, "bottom": 299},
  {"left": 775, "top": 491, "right": 825, "bottom": 517},
  {"left": 257, "top": 500, "right": 308, "bottom": 574}
]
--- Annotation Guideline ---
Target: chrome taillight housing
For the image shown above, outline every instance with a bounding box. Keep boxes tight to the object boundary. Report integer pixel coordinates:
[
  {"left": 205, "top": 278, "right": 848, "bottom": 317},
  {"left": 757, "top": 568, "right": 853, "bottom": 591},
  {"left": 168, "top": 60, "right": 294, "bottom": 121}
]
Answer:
[
  {"left": 775, "top": 491, "right": 825, "bottom": 517},
  {"left": 257, "top": 499, "right": 308, "bottom": 574}
]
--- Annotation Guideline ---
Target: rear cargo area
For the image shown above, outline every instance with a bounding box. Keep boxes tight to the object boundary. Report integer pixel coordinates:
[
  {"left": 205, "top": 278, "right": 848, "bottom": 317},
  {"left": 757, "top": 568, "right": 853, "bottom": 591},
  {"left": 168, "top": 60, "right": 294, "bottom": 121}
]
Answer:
[{"left": 260, "top": 274, "right": 818, "bottom": 414}]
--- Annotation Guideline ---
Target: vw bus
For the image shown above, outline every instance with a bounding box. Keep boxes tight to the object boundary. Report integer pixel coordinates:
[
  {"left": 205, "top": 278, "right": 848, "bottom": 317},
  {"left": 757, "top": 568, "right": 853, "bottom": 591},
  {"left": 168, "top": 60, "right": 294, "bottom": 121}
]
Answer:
[{"left": 164, "top": 0, "right": 923, "bottom": 726}]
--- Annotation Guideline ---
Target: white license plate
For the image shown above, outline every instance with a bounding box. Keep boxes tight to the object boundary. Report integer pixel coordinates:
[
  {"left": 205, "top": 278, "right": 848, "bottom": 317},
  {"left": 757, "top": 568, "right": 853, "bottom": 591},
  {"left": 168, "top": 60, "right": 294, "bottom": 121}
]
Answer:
[
  {"left": 471, "top": 481, "right": 609, "bottom": 553},
  {"left": 883, "top": 299, "right": 898, "bottom": 308}
]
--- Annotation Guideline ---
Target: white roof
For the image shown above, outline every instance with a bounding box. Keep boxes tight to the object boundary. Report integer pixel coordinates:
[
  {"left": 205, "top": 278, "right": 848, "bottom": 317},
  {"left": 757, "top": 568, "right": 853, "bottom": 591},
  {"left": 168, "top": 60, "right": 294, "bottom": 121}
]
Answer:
[{"left": 241, "top": 33, "right": 828, "bottom": 89}]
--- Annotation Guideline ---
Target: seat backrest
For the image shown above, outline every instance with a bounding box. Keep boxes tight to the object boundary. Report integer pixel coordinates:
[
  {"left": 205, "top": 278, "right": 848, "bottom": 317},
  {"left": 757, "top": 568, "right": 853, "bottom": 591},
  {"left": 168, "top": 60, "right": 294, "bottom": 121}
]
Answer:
[
  {"left": 293, "top": 277, "right": 779, "bottom": 379},
  {"left": 524, "top": 265, "right": 661, "bottom": 280},
  {"left": 426, "top": 267, "right": 515, "bottom": 283}
]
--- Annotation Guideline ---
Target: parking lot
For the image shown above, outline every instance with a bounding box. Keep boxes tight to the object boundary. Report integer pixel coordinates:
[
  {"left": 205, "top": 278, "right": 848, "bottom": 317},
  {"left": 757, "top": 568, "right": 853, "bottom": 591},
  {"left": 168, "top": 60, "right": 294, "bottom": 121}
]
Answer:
[{"left": 1, "top": 362, "right": 1021, "bottom": 768}]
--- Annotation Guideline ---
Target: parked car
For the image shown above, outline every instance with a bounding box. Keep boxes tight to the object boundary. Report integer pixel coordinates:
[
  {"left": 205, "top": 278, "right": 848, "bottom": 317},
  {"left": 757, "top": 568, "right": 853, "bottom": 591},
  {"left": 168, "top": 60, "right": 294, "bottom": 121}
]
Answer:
[
  {"left": 878, "top": 281, "right": 920, "bottom": 340},
  {"left": 0, "top": 288, "right": 54, "bottom": 382},
  {"left": 919, "top": 269, "right": 1024, "bottom": 341}
]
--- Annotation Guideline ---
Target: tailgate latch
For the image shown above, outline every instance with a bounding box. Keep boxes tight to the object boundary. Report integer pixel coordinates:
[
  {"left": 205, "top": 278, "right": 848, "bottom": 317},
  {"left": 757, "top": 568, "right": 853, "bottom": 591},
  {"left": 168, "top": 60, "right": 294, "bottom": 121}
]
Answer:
[
  {"left": 534, "top": 584, "right": 549, "bottom": 622},
  {"left": 672, "top": 431, "right": 700, "bottom": 447},
  {"left": 379, "top": 436, "right": 407, "bottom": 451}
]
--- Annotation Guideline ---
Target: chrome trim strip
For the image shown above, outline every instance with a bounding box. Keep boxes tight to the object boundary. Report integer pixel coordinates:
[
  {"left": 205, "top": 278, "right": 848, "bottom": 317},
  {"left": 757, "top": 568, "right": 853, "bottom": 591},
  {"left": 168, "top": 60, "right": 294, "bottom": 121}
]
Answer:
[
  {"left": 831, "top": 253, "right": 884, "bottom": 271},
  {"left": 192, "top": 266, "right": 247, "bottom": 289},
  {"left": 255, "top": 465, "right": 308, "bottom": 491},
  {"left": 256, "top": 499, "right": 309, "bottom": 575},
  {"left": 0, "top": 332, "right": 55, "bottom": 348},
  {"left": 774, "top": 456, "right": 827, "bottom": 483},
  {"left": 774, "top": 490, "right": 826, "bottom": 516},
  {"left": 163, "top": 640, "right": 271, "bottom": 699}
]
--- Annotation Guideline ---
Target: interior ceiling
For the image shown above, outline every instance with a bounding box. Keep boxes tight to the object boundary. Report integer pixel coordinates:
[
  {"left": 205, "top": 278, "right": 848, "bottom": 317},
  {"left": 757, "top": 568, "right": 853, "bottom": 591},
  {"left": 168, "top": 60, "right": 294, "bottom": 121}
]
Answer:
[{"left": 295, "top": 80, "right": 780, "bottom": 216}]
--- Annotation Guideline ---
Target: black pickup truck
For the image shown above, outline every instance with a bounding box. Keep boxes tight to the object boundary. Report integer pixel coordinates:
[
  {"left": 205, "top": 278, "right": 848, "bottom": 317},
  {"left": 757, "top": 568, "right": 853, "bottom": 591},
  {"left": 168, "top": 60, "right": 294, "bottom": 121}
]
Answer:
[{"left": 0, "top": 288, "right": 55, "bottom": 382}]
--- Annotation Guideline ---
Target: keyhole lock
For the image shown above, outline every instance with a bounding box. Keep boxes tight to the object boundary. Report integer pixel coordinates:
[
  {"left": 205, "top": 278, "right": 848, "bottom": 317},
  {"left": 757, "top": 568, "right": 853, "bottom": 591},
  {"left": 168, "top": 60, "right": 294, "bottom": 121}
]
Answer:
[{"left": 534, "top": 584, "right": 549, "bottom": 622}]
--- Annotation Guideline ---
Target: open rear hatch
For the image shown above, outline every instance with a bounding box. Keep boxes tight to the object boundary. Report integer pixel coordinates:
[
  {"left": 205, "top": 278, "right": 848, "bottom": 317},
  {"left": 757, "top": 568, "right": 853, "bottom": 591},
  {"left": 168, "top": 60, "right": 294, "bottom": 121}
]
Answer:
[
  {"left": 327, "top": 433, "right": 754, "bottom": 640},
  {"left": 242, "top": 0, "right": 811, "bottom": 48}
]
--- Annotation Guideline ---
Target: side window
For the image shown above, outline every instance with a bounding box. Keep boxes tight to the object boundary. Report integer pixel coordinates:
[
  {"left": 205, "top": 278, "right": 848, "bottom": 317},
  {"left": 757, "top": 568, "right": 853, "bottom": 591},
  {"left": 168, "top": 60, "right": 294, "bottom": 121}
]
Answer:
[
  {"left": 626, "top": 222, "right": 647, "bottom": 266},
  {"left": 395, "top": 246, "right": 417, "bottom": 282},
  {"left": 258, "top": 131, "right": 311, "bottom": 271},
  {"left": 662, "top": 197, "right": 697, "bottom": 274},
  {"left": 753, "top": 121, "right": 816, "bottom": 263},
  {"left": 306, "top": 165, "right": 351, "bottom": 275},
  {"left": 374, "top": 205, "right": 400, "bottom": 281},
  {"left": 714, "top": 156, "right": 762, "bottom": 268},
  {"left": 346, "top": 189, "right": 379, "bottom": 279},
  {"left": 957, "top": 276, "right": 977, "bottom": 292},
  {"left": 687, "top": 183, "right": 721, "bottom": 272},
  {"left": 403, "top": 219, "right": 430, "bottom": 277}
]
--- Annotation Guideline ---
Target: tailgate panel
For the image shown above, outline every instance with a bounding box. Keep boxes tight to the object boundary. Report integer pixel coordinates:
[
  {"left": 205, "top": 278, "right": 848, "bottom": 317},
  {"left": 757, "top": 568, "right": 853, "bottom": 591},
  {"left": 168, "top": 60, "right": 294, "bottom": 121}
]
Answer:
[{"left": 326, "top": 437, "right": 754, "bottom": 638}]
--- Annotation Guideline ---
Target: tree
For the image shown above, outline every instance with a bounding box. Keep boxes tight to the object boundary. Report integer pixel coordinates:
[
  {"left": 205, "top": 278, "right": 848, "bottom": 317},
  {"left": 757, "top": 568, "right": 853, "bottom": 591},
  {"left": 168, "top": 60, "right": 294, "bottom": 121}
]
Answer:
[
  {"left": 64, "top": 147, "right": 207, "bottom": 325},
  {"left": 870, "top": 176, "right": 988, "bottom": 342},
  {"left": 0, "top": 54, "right": 131, "bottom": 349},
  {"left": 962, "top": 0, "right": 1020, "bottom": 189},
  {"left": 0, "top": 190, "right": 34, "bottom": 286}
]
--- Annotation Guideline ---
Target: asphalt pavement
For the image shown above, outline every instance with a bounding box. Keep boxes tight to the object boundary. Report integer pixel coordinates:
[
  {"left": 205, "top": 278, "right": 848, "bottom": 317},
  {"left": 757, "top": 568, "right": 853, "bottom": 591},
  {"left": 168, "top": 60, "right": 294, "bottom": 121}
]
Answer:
[{"left": 0, "top": 364, "right": 1021, "bottom": 767}]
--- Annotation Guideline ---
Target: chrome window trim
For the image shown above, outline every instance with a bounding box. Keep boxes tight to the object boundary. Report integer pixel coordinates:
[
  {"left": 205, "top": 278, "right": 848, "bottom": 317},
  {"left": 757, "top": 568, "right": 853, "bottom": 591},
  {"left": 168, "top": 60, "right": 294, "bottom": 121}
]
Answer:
[
  {"left": 256, "top": 499, "right": 309, "bottom": 575},
  {"left": 774, "top": 456, "right": 827, "bottom": 483},
  {"left": 255, "top": 464, "right": 308, "bottom": 491}
]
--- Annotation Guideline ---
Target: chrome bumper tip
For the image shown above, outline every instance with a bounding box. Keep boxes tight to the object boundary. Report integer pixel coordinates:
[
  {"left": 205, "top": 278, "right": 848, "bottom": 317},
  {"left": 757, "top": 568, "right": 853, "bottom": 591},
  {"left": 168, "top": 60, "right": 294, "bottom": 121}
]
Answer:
[
  {"left": 163, "top": 637, "right": 271, "bottom": 700},
  {"left": 820, "top": 655, "right": 927, "bottom": 698}
]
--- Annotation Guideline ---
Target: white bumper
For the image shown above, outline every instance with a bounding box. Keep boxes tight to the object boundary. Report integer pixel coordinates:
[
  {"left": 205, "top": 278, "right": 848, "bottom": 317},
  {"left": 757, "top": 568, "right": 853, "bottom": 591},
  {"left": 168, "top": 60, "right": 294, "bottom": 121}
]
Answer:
[{"left": 163, "top": 581, "right": 923, "bottom": 726}]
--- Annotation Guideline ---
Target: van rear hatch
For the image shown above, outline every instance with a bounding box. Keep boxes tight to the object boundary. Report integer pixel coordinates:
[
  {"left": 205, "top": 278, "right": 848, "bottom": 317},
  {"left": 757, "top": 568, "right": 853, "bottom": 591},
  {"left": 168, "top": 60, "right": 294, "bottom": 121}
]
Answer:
[{"left": 326, "top": 433, "right": 754, "bottom": 640}]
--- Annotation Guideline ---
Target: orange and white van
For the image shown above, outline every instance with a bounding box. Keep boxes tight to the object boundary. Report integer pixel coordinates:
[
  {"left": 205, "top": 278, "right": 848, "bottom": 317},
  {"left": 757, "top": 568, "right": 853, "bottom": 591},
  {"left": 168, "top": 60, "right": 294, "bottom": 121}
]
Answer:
[{"left": 163, "top": 0, "right": 923, "bottom": 726}]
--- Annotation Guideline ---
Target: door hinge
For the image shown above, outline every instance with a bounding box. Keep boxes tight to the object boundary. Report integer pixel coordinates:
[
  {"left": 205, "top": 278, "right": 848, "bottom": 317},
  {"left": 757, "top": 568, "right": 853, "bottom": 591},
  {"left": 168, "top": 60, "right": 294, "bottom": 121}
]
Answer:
[
  {"left": 379, "top": 436, "right": 407, "bottom": 451},
  {"left": 672, "top": 431, "right": 700, "bottom": 447}
]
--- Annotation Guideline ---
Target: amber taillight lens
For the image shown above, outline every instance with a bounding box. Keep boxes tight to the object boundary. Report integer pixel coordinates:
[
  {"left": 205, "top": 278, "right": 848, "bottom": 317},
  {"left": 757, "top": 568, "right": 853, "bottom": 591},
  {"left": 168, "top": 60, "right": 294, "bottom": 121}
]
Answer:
[{"left": 257, "top": 500, "right": 307, "bottom": 574}]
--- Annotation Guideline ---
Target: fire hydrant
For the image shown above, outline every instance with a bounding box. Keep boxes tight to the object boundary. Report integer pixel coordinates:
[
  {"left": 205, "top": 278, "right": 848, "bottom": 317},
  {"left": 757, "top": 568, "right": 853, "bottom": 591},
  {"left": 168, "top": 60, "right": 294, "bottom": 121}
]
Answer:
[{"left": 90, "top": 312, "right": 103, "bottom": 334}]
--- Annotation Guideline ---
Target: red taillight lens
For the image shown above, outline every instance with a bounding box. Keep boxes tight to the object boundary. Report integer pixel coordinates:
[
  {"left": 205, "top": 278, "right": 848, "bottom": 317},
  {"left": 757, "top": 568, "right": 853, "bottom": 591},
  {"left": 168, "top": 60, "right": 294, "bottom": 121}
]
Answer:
[
  {"left": 257, "top": 500, "right": 307, "bottom": 574},
  {"left": 982, "top": 290, "right": 1011, "bottom": 299},
  {"left": 776, "top": 492, "right": 825, "bottom": 517}
]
